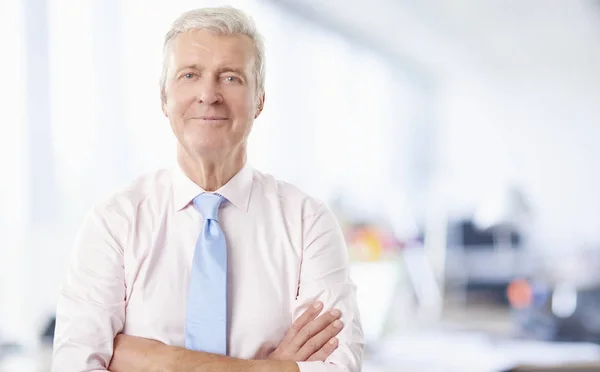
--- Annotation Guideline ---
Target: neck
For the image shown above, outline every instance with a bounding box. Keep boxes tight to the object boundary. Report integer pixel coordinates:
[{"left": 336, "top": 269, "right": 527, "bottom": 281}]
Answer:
[{"left": 178, "top": 146, "right": 246, "bottom": 192}]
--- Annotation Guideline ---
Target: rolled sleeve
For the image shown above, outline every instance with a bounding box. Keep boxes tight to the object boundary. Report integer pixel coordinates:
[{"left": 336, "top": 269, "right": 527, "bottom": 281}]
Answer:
[
  {"left": 52, "top": 203, "right": 128, "bottom": 372},
  {"left": 297, "top": 361, "right": 349, "bottom": 372},
  {"left": 293, "top": 203, "right": 364, "bottom": 372}
]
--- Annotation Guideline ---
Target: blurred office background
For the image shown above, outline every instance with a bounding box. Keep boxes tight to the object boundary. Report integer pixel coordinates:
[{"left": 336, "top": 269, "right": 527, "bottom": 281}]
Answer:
[{"left": 2, "top": 0, "right": 600, "bottom": 370}]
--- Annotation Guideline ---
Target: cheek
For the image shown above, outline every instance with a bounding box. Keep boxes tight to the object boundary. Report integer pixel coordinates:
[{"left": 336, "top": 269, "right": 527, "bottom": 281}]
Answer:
[
  {"left": 166, "top": 86, "right": 196, "bottom": 116},
  {"left": 228, "top": 92, "right": 257, "bottom": 118}
]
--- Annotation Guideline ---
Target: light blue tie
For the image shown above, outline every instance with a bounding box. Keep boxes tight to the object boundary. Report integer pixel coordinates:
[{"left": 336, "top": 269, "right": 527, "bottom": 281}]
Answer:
[{"left": 185, "top": 193, "right": 228, "bottom": 354}]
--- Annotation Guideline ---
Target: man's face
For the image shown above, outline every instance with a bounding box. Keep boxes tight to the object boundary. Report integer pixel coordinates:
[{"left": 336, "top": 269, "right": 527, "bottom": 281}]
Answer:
[{"left": 162, "top": 29, "right": 263, "bottom": 159}]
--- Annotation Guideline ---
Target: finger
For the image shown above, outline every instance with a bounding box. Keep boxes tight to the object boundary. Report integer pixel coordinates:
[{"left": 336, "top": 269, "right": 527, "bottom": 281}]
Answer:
[
  {"left": 255, "top": 344, "right": 276, "bottom": 360},
  {"left": 289, "top": 308, "right": 342, "bottom": 351},
  {"left": 296, "top": 319, "right": 343, "bottom": 360},
  {"left": 307, "top": 337, "right": 339, "bottom": 362},
  {"left": 280, "top": 301, "right": 323, "bottom": 346}
]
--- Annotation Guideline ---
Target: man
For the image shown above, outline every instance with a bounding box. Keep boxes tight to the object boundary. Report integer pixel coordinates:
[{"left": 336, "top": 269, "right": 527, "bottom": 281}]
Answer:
[{"left": 52, "top": 6, "right": 363, "bottom": 372}]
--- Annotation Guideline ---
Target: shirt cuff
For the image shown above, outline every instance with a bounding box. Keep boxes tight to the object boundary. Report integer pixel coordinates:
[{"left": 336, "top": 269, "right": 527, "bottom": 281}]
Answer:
[{"left": 296, "top": 361, "right": 348, "bottom": 372}]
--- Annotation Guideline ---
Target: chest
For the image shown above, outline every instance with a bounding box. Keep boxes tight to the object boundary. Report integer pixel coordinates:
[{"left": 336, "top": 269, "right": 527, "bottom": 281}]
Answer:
[{"left": 122, "top": 208, "right": 303, "bottom": 357}]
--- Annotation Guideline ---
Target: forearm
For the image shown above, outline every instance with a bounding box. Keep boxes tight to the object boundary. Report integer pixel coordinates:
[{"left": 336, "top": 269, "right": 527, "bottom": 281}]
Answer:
[
  {"left": 108, "top": 335, "right": 299, "bottom": 372},
  {"left": 166, "top": 345, "right": 299, "bottom": 372}
]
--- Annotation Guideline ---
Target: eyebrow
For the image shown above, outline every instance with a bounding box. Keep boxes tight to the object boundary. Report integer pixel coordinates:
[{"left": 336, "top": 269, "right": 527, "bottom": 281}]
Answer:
[
  {"left": 175, "top": 64, "right": 203, "bottom": 75},
  {"left": 175, "top": 65, "right": 247, "bottom": 79},
  {"left": 216, "top": 67, "right": 247, "bottom": 79}
]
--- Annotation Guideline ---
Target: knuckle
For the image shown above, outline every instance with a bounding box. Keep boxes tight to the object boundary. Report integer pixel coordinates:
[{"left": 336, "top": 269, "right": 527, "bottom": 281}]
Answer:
[
  {"left": 300, "top": 326, "right": 312, "bottom": 338},
  {"left": 275, "top": 349, "right": 289, "bottom": 358},
  {"left": 322, "top": 323, "right": 335, "bottom": 335},
  {"left": 329, "top": 320, "right": 342, "bottom": 332},
  {"left": 325, "top": 315, "right": 337, "bottom": 324},
  {"left": 321, "top": 325, "right": 333, "bottom": 336},
  {"left": 307, "top": 341, "right": 318, "bottom": 352},
  {"left": 290, "top": 322, "right": 300, "bottom": 331},
  {"left": 328, "top": 325, "right": 339, "bottom": 335},
  {"left": 318, "top": 315, "right": 331, "bottom": 325},
  {"left": 309, "top": 320, "right": 322, "bottom": 331},
  {"left": 324, "top": 326, "right": 336, "bottom": 336}
]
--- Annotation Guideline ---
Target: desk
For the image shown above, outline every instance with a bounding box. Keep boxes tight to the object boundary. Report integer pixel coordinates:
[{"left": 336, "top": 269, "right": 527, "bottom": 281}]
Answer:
[{"left": 510, "top": 364, "right": 600, "bottom": 372}]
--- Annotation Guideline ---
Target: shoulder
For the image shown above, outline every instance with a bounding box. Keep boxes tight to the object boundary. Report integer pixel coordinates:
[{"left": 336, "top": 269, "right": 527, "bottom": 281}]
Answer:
[
  {"left": 72, "top": 169, "right": 173, "bottom": 252},
  {"left": 89, "top": 168, "right": 173, "bottom": 223},
  {"left": 251, "top": 168, "right": 329, "bottom": 220}
]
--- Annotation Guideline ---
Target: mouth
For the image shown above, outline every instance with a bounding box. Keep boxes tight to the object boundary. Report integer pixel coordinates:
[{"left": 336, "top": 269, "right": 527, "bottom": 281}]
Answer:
[{"left": 194, "top": 116, "right": 229, "bottom": 121}]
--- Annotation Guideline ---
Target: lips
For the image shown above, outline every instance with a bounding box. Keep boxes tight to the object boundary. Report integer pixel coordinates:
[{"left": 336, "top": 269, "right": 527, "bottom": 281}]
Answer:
[{"left": 197, "top": 116, "right": 228, "bottom": 120}]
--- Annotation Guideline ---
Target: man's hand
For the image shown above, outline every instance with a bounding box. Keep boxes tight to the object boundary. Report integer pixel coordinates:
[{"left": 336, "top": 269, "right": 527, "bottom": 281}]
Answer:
[{"left": 267, "top": 302, "right": 343, "bottom": 362}]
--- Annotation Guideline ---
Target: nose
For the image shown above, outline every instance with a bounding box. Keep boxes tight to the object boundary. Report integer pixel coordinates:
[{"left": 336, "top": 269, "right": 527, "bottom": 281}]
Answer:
[{"left": 197, "top": 79, "right": 222, "bottom": 105}]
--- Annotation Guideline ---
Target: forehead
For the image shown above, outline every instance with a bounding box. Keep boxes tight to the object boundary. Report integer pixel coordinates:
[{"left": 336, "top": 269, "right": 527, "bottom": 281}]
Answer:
[{"left": 169, "top": 29, "right": 255, "bottom": 70}]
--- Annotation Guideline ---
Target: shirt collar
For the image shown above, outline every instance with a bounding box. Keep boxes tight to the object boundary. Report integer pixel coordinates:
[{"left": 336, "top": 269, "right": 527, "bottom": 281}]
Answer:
[{"left": 172, "top": 162, "right": 253, "bottom": 213}]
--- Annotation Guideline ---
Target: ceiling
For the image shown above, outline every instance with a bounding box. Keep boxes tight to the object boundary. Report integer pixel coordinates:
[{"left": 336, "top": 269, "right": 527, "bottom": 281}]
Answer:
[{"left": 269, "top": 0, "right": 600, "bottom": 87}]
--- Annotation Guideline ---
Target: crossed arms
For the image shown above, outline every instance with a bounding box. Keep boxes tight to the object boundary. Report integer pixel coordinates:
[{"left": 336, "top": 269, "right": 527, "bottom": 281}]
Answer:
[
  {"left": 52, "top": 202, "right": 363, "bottom": 372},
  {"left": 108, "top": 301, "right": 344, "bottom": 372}
]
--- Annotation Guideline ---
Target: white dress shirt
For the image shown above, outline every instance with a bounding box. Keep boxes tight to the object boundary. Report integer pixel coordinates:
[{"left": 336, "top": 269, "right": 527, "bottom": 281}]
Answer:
[{"left": 52, "top": 163, "right": 364, "bottom": 372}]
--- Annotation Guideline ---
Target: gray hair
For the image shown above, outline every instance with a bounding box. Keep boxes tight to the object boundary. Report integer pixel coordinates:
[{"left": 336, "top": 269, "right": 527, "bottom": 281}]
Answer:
[{"left": 160, "top": 6, "right": 266, "bottom": 102}]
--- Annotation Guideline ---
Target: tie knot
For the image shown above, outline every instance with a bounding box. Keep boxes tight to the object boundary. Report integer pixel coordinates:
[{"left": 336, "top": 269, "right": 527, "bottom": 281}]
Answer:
[{"left": 193, "top": 193, "right": 226, "bottom": 221}]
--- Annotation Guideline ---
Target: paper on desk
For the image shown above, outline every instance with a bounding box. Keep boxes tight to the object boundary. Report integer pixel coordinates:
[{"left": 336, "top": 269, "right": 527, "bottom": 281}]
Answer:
[
  {"left": 493, "top": 339, "right": 600, "bottom": 368},
  {"left": 375, "top": 331, "right": 600, "bottom": 372}
]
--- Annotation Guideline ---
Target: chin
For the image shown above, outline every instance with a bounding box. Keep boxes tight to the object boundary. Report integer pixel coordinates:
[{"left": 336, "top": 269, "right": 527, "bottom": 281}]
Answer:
[
  {"left": 183, "top": 130, "right": 222, "bottom": 149},
  {"left": 189, "top": 140, "right": 228, "bottom": 157},
  {"left": 178, "top": 132, "right": 242, "bottom": 159}
]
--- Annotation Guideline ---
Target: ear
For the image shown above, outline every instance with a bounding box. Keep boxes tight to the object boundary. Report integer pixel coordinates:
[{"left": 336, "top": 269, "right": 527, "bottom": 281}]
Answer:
[
  {"left": 161, "top": 100, "right": 168, "bottom": 118},
  {"left": 254, "top": 92, "right": 265, "bottom": 119}
]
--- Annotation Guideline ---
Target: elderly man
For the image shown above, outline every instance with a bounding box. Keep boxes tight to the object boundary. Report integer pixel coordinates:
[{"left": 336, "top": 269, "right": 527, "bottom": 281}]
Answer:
[{"left": 52, "top": 6, "right": 363, "bottom": 372}]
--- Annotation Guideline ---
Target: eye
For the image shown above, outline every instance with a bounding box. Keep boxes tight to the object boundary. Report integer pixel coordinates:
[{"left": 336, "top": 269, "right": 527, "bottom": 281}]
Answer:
[
  {"left": 223, "top": 76, "right": 241, "bottom": 83},
  {"left": 182, "top": 72, "right": 197, "bottom": 80}
]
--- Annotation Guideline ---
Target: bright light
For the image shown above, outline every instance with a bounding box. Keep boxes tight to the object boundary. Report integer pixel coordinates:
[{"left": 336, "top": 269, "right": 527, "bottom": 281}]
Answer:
[{"left": 552, "top": 284, "right": 578, "bottom": 318}]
